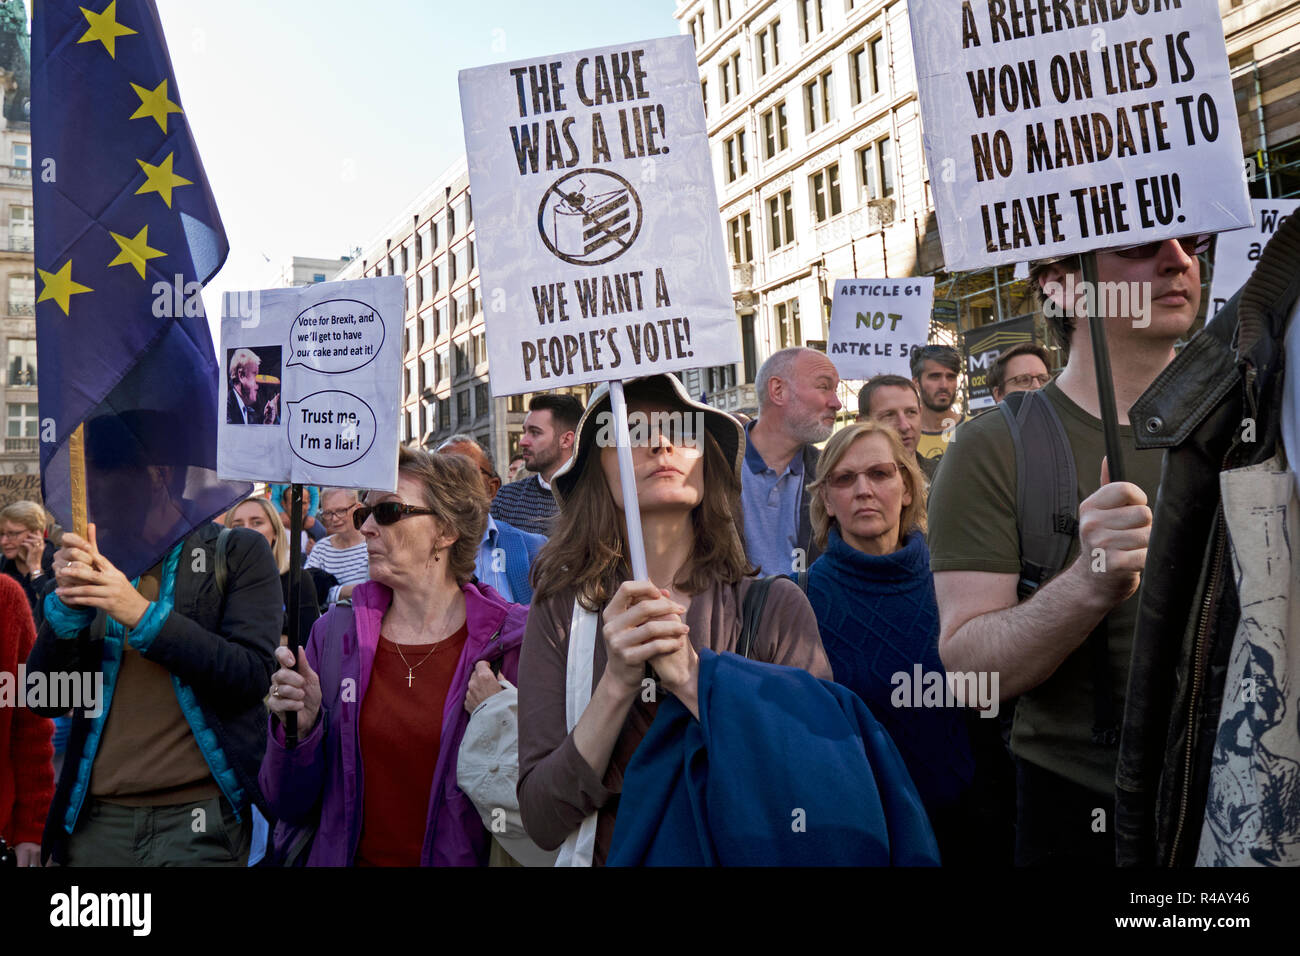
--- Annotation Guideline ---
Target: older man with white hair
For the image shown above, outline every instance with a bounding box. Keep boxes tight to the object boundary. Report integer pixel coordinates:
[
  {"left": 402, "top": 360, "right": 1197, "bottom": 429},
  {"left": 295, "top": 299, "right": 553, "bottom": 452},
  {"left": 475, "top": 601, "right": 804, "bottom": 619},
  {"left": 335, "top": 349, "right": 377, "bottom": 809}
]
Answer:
[{"left": 741, "top": 346, "right": 842, "bottom": 575}]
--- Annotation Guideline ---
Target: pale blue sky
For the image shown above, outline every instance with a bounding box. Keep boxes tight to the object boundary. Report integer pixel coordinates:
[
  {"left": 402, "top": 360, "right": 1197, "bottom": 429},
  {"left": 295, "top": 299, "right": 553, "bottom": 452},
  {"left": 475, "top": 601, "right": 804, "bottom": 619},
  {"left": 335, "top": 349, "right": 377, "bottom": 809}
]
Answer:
[{"left": 143, "top": 0, "right": 681, "bottom": 326}]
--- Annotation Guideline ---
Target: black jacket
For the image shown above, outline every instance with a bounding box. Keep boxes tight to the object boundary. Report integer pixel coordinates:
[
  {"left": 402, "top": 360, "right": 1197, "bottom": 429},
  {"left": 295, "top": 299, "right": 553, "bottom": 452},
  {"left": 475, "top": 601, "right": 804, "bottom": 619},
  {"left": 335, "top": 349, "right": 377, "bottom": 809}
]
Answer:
[
  {"left": 27, "top": 522, "right": 282, "bottom": 863},
  {"left": 1116, "top": 213, "right": 1300, "bottom": 866}
]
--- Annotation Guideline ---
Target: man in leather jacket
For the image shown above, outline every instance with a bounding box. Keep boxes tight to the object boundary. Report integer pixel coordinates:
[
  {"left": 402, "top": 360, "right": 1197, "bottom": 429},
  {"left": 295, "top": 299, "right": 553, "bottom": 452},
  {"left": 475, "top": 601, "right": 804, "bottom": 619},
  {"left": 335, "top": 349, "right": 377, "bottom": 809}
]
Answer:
[{"left": 1117, "top": 213, "right": 1300, "bottom": 866}]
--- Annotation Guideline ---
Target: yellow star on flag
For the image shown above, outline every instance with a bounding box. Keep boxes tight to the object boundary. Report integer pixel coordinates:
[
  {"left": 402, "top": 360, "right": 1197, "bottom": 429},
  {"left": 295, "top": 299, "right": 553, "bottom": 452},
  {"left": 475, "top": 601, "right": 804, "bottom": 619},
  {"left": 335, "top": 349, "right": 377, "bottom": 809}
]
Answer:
[
  {"left": 37, "top": 261, "right": 94, "bottom": 315},
  {"left": 129, "top": 79, "right": 183, "bottom": 133},
  {"left": 77, "top": 1, "right": 137, "bottom": 59},
  {"left": 135, "top": 152, "right": 192, "bottom": 208},
  {"left": 107, "top": 225, "right": 166, "bottom": 279}
]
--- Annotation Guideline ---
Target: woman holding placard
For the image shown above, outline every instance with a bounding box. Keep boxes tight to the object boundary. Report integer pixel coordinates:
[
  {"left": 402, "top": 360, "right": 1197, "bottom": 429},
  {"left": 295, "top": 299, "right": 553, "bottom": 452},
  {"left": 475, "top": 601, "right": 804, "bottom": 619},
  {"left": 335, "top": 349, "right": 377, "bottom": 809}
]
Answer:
[
  {"left": 260, "top": 448, "right": 529, "bottom": 866},
  {"left": 515, "top": 374, "right": 834, "bottom": 865}
]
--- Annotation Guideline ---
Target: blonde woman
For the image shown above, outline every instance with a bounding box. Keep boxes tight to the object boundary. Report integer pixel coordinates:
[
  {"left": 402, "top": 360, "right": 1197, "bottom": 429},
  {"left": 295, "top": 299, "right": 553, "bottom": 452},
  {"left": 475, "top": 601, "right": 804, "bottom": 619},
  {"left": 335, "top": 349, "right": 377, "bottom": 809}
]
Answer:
[
  {"left": 803, "top": 421, "right": 983, "bottom": 863},
  {"left": 225, "top": 496, "right": 319, "bottom": 647}
]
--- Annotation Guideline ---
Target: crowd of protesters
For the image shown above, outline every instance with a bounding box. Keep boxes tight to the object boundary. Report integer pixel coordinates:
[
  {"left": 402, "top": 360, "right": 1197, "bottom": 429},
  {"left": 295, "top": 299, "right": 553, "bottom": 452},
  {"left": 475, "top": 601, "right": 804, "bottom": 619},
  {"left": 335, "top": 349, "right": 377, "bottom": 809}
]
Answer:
[{"left": 2, "top": 231, "right": 1269, "bottom": 868}]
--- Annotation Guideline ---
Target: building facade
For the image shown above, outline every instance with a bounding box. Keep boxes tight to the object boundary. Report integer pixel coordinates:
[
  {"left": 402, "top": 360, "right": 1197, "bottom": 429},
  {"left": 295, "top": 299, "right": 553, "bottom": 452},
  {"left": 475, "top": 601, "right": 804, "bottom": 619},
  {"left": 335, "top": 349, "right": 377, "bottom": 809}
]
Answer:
[
  {"left": 676, "top": 0, "right": 948, "bottom": 415},
  {"left": 1226, "top": 0, "right": 1300, "bottom": 200},
  {"left": 0, "top": 9, "right": 35, "bottom": 507},
  {"left": 273, "top": 255, "right": 352, "bottom": 289},
  {"left": 678, "top": 0, "right": 1300, "bottom": 415}
]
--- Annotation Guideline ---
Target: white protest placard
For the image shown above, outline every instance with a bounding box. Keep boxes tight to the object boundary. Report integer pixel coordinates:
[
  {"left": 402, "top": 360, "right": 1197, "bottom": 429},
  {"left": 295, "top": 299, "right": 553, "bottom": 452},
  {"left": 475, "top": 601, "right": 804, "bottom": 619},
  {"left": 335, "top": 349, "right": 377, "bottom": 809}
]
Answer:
[
  {"left": 217, "top": 275, "right": 403, "bottom": 491},
  {"left": 827, "top": 278, "right": 935, "bottom": 380},
  {"left": 1208, "top": 199, "right": 1299, "bottom": 316},
  {"left": 459, "top": 35, "right": 739, "bottom": 395},
  {"left": 909, "top": 0, "right": 1254, "bottom": 271}
]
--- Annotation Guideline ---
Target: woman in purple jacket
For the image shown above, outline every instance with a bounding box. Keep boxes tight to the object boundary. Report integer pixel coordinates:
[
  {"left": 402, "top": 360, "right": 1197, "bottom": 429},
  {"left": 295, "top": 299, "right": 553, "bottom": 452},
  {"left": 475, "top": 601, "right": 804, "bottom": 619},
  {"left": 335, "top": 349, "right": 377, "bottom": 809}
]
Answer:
[{"left": 260, "top": 447, "right": 528, "bottom": 866}]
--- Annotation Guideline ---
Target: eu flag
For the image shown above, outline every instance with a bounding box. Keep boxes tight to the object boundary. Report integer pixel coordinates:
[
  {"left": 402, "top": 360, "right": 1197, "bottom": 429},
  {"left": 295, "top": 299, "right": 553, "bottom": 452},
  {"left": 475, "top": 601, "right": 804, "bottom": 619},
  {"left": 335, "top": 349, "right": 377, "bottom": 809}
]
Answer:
[{"left": 33, "top": 0, "right": 249, "bottom": 578}]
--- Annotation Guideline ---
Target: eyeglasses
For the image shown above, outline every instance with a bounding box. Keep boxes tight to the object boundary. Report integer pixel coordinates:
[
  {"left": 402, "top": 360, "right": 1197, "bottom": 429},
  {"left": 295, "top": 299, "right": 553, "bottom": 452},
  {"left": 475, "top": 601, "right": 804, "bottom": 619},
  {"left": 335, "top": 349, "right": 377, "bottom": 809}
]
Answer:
[
  {"left": 353, "top": 502, "right": 437, "bottom": 529},
  {"left": 318, "top": 505, "right": 358, "bottom": 521},
  {"left": 1003, "top": 373, "right": 1051, "bottom": 390},
  {"left": 1109, "top": 234, "right": 1211, "bottom": 260},
  {"left": 826, "top": 462, "right": 900, "bottom": 490}
]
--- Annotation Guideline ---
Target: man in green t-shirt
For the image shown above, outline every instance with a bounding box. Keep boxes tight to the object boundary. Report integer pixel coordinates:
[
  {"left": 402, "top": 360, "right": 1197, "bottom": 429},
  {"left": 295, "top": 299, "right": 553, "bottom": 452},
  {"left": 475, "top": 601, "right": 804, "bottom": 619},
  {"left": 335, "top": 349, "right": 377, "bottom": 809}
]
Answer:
[{"left": 928, "top": 234, "right": 1209, "bottom": 866}]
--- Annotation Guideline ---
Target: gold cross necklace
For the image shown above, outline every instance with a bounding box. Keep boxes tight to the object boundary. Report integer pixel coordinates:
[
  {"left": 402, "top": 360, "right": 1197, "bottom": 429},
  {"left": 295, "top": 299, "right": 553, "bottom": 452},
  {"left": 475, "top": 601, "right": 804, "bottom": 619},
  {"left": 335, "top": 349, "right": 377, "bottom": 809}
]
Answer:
[{"left": 394, "top": 643, "right": 438, "bottom": 688}]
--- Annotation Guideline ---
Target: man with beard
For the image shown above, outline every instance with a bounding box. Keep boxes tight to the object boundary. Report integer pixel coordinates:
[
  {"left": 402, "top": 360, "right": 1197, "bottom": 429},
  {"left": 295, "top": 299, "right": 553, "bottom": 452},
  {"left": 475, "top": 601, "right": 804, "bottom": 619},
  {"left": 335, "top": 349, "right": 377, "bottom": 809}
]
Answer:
[
  {"left": 490, "top": 393, "right": 584, "bottom": 536},
  {"left": 911, "top": 345, "right": 963, "bottom": 474},
  {"left": 741, "top": 347, "right": 842, "bottom": 575}
]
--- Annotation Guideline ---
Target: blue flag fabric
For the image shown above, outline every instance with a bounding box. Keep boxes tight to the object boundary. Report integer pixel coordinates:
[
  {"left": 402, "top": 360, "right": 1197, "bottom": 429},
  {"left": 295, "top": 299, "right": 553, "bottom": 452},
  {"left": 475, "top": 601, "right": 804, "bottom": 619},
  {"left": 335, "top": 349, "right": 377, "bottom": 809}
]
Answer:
[{"left": 33, "top": 0, "right": 249, "bottom": 578}]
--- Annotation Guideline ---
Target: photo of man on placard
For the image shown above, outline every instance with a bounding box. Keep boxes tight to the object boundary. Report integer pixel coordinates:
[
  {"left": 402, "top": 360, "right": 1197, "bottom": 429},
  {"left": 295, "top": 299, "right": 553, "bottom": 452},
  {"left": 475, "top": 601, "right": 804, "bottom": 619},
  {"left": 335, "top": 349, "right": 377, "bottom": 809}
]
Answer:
[{"left": 226, "top": 346, "right": 282, "bottom": 426}]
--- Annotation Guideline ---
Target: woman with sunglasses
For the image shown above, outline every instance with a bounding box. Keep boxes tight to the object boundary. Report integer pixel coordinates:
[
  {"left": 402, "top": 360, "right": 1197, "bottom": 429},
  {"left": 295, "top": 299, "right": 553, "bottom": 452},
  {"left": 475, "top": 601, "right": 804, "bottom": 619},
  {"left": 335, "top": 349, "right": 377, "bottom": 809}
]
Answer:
[
  {"left": 259, "top": 448, "right": 528, "bottom": 866},
  {"left": 801, "top": 420, "right": 983, "bottom": 863},
  {"left": 516, "top": 374, "right": 832, "bottom": 866},
  {"left": 303, "top": 487, "right": 369, "bottom": 607}
]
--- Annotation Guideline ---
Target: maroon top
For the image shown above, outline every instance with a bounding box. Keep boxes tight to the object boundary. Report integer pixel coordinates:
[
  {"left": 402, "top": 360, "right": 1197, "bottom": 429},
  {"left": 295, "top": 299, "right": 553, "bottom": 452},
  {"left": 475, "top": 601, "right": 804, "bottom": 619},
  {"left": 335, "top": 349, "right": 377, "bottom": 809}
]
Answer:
[{"left": 355, "top": 623, "right": 468, "bottom": 867}]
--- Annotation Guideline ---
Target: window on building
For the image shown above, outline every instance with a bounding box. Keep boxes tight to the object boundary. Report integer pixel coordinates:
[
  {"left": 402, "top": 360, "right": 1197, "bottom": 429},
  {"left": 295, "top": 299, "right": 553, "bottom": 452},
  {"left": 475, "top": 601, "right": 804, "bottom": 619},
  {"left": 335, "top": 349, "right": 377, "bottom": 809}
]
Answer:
[
  {"left": 424, "top": 355, "right": 437, "bottom": 390},
  {"left": 9, "top": 205, "right": 32, "bottom": 250},
  {"left": 706, "top": 364, "right": 736, "bottom": 395},
  {"left": 767, "top": 188, "right": 794, "bottom": 249},
  {"left": 871, "top": 35, "right": 887, "bottom": 98},
  {"left": 691, "top": 11, "right": 706, "bottom": 48},
  {"left": 448, "top": 250, "right": 458, "bottom": 287},
  {"left": 419, "top": 271, "right": 430, "bottom": 307},
  {"left": 454, "top": 339, "right": 469, "bottom": 377},
  {"left": 803, "top": 68, "right": 834, "bottom": 133},
  {"left": 756, "top": 20, "right": 780, "bottom": 77},
  {"left": 457, "top": 389, "right": 471, "bottom": 424},
  {"left": 431, "top": 306, "right": 442, "bottom": 342},
  {"left": 405, "top": 364, "right": 416, "bottom": 400},
  {"left": 434, "top": 258, "right": 445, "bottom": 295},
  {"left": 776, "top": 298, "right": 802, "bottom": 349},
  {"left": 508, "top": 394, "right": 527, "bottom": 413},
  {"left": 740, "top": 313, "right": 757, "bottom": 384},
  {"left": 438, "top": 348, "right": 449, "bottom": 383},
  {"left": 701, "top": 78, "right": 708, "bottom": 118},
  {"left": 8, "top": 274, "right": 34, "bottom": 315},
  {"left": 475, "top": 383, "right": 489, "bottom": 420},
  {"left": 430, "top": 221, "right": 439, "bottom": 250},
  {"left": 761, "top": 102, "right": 788, "bottom": 158},
  {"left": 448, "top": 203, "right": 457, "bottom": 239},
  {"left": 858, "top": 135, "right": 896, "bottom": 203},
  {"left": 7, "top": 338, "right": 36, "bottom": 386},
  {"left": 6, "top": 402, "right": 37, "bottom": 439},
  {"left": 728, "top": 211, "right": 753, "bottom": 263},
  {"left": 724, "top": 130, "right": 748, "bottom": 183},
  {"left": 417, "top": 357, "right": 426, "bottom": 394},
  {"left": 798, "top": 0, "right": 824, "bottom": 43},
  {"left": 415, "top": 228, "right": 425, "bottom": 262},
  {"left": 11, "top": 143, "right": 29, "bottom": 169},
  {"left": 312, "top": 273, "right": 326, "bottom": 283},
  {"left": 387, "top": 254, "right": 396, "bottom": 276},
  {"left": 400, "top": 245, "right": 409, "bottom": 274},
  {"left": 810, "top": 163, "right": 842, "bottom": 222},
  {"left": 438, "top": 398, "right": 451, "bottom": 431},
  {"left": 714, "top": 0, "right": 731, "bottom": 28},
  {"left": 719, "top": 54, "right": 739, "bottom": 105}
]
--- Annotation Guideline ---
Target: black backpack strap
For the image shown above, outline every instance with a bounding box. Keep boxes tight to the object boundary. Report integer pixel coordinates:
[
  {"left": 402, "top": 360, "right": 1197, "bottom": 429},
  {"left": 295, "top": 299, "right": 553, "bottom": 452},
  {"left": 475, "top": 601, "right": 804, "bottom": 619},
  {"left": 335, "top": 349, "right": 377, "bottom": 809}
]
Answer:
[
  {"left": 1000, "top": 390, "right": 1078, "bottom": 601},
  {"left": 796, "top": 570, "right": 808, "bottom": 593},
  {"left": 1001, "top": 390, "right": 1117, "bottom": 747},
  {"left": 214, "top": 526, "right": 232, "bottom": 598},
  {"left": 738, "top": 576, "right": 778, "bottom": 660}
]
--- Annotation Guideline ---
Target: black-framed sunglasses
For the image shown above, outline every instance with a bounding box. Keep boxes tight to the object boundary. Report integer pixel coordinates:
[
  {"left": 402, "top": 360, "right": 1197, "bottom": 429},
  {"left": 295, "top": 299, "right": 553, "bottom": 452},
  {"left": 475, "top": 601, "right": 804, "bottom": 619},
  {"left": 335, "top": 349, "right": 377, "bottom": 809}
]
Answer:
[
  {"left": 353, "top": 502, "right": 436, "bottom": 529},
  {"left": 1110, "top": 234, "right": 1211, "bottom": 260}
]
